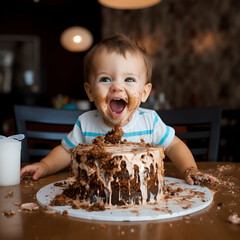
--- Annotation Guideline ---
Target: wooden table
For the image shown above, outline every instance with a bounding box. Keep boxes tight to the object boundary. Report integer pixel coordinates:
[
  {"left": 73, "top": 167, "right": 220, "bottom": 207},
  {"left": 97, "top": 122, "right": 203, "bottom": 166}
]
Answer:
[{"left": 1, "top": 162, "right": 240, "bottom": 240}]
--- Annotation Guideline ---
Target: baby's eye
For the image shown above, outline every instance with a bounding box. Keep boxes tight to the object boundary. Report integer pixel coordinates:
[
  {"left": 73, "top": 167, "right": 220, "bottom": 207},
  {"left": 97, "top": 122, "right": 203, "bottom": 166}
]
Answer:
[
  {"left": 125, "top": 78, "right": 135, "bottom": 83},
  {"left": 100, "top": 77, "right": 111, "bottom": 82}
]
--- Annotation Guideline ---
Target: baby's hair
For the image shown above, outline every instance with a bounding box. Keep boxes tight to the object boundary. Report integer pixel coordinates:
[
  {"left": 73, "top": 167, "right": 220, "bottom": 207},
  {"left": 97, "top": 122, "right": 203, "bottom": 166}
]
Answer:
[{"left": 84, "top": 34, "right": 153, "bottom": 83}]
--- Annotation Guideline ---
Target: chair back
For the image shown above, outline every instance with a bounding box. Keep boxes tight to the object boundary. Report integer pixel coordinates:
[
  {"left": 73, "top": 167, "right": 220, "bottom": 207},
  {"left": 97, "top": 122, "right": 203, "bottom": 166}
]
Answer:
[
  {"left": 157, "top": 107, "right": 222, "bottom": 162},
  {"left": 14, "top": 105, "right": 85, "bottom": 163}
]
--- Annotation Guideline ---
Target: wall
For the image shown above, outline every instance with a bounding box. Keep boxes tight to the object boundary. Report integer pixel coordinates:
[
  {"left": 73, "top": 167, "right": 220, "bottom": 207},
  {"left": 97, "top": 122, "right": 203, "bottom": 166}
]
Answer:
[{"left": 101, "top": 0, "right": 240, "bottom": 109}]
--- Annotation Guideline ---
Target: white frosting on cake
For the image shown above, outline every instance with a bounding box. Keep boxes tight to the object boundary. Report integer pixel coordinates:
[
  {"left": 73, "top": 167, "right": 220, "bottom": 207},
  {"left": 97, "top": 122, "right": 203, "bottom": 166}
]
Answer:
[{"left": 70, "top": 142, "right": 165, "bottom": 206}]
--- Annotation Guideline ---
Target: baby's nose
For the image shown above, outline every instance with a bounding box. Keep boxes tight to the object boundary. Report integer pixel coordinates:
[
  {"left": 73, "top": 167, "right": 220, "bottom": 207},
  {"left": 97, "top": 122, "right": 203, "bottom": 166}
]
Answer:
[{"left": 110, "top": 83, "right": 124, "bottom": 93}]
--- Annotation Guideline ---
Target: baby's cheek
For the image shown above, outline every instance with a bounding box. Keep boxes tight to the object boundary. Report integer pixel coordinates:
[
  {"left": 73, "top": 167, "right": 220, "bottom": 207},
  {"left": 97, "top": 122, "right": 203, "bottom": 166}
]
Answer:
[
  {"left": 94, "top": 96, "right": 108, "bottom": 113},
  {"left": 128, "top": 92, "right": 142, "bottom": 111}
]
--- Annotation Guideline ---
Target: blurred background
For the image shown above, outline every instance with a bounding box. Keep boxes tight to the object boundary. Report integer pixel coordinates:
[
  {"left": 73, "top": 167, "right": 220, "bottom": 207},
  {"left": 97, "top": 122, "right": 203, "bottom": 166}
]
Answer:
[{"left": 0, "top": 0, "right": 239, "bottom": 161}]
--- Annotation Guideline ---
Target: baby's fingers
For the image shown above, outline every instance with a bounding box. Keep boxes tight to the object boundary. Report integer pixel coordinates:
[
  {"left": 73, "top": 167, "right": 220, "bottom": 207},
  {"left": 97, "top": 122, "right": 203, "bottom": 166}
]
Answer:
[
  {"left": 208, "top": 174, "right": 218, "bottom": 183},
  {"left": 32, "top": 169, "right": 44, "bottom": 181},
  {"left": 20, "top": 165, "right": 38, "bottom": 179},
  {"left": 185, "top": 175, "right": 194, "bottom": 185},
  {"left": 191, "top": 171, "right": 217, "bottom": 185}
]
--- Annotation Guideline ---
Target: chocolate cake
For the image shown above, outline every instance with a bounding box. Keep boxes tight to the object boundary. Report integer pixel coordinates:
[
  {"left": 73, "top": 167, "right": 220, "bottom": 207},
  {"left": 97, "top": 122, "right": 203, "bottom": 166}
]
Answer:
[{"left": 58, "top": 125, "right": 165, "bottom": 208}]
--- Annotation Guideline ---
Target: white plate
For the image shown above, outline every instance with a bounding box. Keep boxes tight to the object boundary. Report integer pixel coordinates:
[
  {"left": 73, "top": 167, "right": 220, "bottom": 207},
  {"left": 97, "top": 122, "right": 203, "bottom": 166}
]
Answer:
[{"left": 36, "top": 177, "right": 213, "bottom": 221}]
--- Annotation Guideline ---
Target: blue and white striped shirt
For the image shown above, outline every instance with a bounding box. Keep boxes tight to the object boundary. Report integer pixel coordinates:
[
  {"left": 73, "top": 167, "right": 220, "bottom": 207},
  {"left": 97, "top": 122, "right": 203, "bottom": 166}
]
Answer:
[{"left": 61, "top": 107, "right": 175, "bottom": 150}]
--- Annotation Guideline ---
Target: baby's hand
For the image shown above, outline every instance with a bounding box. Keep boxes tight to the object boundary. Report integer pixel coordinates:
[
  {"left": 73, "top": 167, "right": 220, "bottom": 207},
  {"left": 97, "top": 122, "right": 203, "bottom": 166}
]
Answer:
[
  {"left": 183, "top": 167, "right": 217, "bottom": 185},
  {"left": 21, "top": 162, "right": 49, "bottom": 181}
]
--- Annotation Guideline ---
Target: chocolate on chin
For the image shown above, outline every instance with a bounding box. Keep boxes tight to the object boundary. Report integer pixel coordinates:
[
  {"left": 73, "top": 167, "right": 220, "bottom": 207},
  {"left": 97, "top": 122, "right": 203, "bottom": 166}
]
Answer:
[{"left": 53, "top": 125, "right": 165, "bottom": 209}]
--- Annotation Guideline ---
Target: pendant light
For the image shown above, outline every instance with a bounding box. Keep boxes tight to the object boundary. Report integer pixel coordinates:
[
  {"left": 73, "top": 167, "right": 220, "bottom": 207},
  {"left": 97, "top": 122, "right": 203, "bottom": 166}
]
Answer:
[
  {"left": 98, "top": 0, "right": 161, "bottom": 9},
  {"left": 60, "top": 26, "right": 93, "bottom": 52}
]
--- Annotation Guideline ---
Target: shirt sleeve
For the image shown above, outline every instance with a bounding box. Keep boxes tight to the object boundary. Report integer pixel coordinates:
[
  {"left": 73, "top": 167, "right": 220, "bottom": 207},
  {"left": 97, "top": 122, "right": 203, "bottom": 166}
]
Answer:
[
  {"left": 152, "top": 111, "right": 175, "bottom": 149},
  {"left": 61, "top": 117, "right": 84, "bottom": 151}
]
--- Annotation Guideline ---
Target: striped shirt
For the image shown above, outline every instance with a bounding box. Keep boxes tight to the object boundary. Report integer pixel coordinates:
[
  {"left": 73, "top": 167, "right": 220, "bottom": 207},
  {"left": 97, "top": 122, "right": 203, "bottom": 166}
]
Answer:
[{"left": 61, "top": 107, "right": 175, "bottom": 150}]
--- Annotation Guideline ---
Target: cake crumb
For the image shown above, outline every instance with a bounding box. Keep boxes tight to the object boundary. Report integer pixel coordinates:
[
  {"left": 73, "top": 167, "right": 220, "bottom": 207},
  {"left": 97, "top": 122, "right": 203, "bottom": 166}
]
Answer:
[
  {"left": 104, "top": 124, "right": 124, "bottom": 144},
  {"left": 5, "top": 189, "right": 13, "bottom": 198},
  {"left": 130, "top": 210, "right": 139, "bottom": 216},
  {"left": 100, "top": 224, "right": 106, "bottom": 229},
  {"left": 227, "top": 213, "right": 240, "bottom": 224},
  {"left": 54, "top": 181, "right": 65, "bottom": 187},
  {"left": 14, "top": 201, "right": 21, "bottom": 206},
  {"left": 20, "top": 203, "right": 39, "bottom": 211},
  {"left": 217, "top": 165, "right": 234, "bottom": 172},
  {"left": 62, "top": 210, "right": 68, "bottom": 216},
  {"left": 2, "top": 210, "right": 16, "bottom": 217},
  {"left": 88, "top": 202, "right": 106, "bottom": 211},
  {"left": 44, "top": 210, "right": 57, "bottom": 214},
  {"left": 183, "top": 215, "right": 191, "bottom": 220}
]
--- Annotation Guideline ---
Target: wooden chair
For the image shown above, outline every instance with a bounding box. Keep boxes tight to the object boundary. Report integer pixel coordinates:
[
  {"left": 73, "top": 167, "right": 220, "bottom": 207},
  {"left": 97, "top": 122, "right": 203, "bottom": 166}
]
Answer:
[
  {"left": 14, "top": 105, "right": 85, "bottom": 163},
  {"left": 157, "top": 107, "right": 222, "bottom": 162}
]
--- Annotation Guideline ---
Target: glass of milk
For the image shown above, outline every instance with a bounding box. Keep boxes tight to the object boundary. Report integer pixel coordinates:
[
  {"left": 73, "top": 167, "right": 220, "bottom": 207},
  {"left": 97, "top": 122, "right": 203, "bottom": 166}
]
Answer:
[{"left": 0, "top": 134, "right": 24, "bottom": 186}]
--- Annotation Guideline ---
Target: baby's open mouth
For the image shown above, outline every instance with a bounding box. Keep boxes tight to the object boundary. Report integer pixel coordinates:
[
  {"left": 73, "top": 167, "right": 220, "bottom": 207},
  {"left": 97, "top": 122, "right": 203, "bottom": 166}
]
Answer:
[{"left": 109, "top": 99, "right": 127, "bottom": 114}]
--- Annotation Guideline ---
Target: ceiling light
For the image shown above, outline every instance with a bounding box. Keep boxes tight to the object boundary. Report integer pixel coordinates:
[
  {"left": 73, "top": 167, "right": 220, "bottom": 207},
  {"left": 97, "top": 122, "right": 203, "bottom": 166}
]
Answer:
[
  {"left": 98, "top": 0, "right": 161, "bottom": 9},
  {"left": 60, "top": 26, "right": 93, "bottom": 52}
]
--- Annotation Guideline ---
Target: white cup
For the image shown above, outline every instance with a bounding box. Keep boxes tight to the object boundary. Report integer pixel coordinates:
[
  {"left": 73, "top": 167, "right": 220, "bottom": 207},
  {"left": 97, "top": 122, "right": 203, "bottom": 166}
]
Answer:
[{"left": 0, "top": 138, "right": 22, "bottom": 186}]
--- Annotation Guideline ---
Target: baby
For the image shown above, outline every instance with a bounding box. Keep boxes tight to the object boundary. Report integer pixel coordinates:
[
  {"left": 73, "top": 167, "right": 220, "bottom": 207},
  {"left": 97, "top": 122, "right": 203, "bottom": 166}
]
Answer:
[{"left": 21, "top": 34, "right": 213, "bottom": 185}]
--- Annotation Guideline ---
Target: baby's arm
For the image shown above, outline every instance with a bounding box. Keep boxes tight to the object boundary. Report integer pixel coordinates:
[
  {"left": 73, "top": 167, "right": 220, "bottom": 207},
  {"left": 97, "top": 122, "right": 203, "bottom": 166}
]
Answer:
[
  {"left": 165, "top": 136, "right": 197, "bottom": 185},
  {"left": 20, "top": 145, "right": 71, "bottom": 180},
  {"left": 165, "top": 136, "right": 216, "bottom": 185}
]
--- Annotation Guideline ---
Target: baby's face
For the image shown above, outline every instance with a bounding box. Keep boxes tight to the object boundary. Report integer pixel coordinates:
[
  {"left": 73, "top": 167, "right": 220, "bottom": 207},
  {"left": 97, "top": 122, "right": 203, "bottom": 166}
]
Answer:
[{"left": 84, "top": 50, "right": 152, "bottom": 127}]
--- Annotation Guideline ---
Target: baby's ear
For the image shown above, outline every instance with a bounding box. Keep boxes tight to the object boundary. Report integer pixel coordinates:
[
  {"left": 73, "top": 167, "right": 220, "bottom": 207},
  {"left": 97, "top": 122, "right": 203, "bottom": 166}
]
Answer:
[
  {"left": 141, "top": 83, "right": 152, "bottom": 103},
  {"left": 84, "top": 82, "right": 94, "bottom": 102}
]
